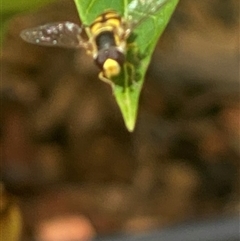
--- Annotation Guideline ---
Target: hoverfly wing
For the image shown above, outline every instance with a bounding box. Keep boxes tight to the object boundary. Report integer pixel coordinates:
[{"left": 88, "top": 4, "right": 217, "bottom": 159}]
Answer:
[
  {"left": 126, "top": 0, "right": 169, "bottom": 29},
  {"left": 20, "top": 22, "right": 84, "bottom": 48}
]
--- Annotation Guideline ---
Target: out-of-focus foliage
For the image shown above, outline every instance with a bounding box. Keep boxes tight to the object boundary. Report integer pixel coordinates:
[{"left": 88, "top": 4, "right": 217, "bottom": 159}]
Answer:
[
  {"left": 1, "top": 0, "right": 56, "bottom": 44},
  {"left": 0, "top": 184, "right": 22, "bottom": 241}
]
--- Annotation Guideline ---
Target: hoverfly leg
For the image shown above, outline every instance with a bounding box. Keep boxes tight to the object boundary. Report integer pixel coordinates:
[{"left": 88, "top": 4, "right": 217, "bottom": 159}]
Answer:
[
  {"left": 125, "top": 62, "right": 137, "bottom": 85},
  {"left": 123, "top": 28, "right": 131, "bottom": 39},
  {"left": 98, "top": 72, "right": 114, "bottom": 88}
]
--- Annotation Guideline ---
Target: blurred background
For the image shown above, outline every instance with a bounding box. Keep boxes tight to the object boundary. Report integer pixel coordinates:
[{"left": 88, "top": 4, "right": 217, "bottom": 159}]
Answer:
[{"left": 1, "top": 0, "right": 239, "bottom": 240}]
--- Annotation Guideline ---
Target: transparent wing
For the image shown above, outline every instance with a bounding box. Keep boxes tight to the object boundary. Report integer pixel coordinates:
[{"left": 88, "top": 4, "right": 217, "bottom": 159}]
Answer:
[
  {"left": 126, "top": 0, "right": 169, "bottom": 29},
  {"left": 20, "top": 22, "right": 85, "bottom": 48}
]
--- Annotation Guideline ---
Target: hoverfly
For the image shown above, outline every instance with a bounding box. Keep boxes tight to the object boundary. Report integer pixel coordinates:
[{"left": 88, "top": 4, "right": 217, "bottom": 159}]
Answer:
[{"left": 20, "top": 0, "right": 168, "bottom": 85}]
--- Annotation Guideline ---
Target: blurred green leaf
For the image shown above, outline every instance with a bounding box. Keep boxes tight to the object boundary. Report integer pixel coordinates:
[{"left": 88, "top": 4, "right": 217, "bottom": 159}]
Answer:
[
  {"left": 0, "top": 184, "right": 22, "bottom": 241},
  {"left": 74, "top": 0, "right": 178, "bottom": 131},
  {"left": 1, "top": 0, "right": 56, "bottom": 12},
  {"left": 1, "top": 0, "right": 56, "bottom": 44}
]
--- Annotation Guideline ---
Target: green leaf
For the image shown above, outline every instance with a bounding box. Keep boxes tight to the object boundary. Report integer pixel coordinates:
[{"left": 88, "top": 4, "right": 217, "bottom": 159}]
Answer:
[
  {"left": 74, "top": 0, "right": 179, "bottom": 131},
  {"left": 1, "top": 0, "right": 57, "bottom": 44},
  {"left": 1, "top": 0, "right": 56, "bottom": 12}
]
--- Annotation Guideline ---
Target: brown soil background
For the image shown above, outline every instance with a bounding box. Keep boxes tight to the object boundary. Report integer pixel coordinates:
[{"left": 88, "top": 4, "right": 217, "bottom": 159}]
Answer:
[{"left": 1, "top": 0, "right": 239, "bottom": 240}]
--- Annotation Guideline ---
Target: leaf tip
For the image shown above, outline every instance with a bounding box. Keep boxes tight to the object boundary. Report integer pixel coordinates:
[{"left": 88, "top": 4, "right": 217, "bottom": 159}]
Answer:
[{"left": 125, "top": 120, "right": 136, "bottom": 132}]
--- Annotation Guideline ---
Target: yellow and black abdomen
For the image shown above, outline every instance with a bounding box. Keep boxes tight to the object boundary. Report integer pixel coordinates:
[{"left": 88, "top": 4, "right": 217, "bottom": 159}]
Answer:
[{"left": 90, "top": 11, "right": 122, "bottom": 36}]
